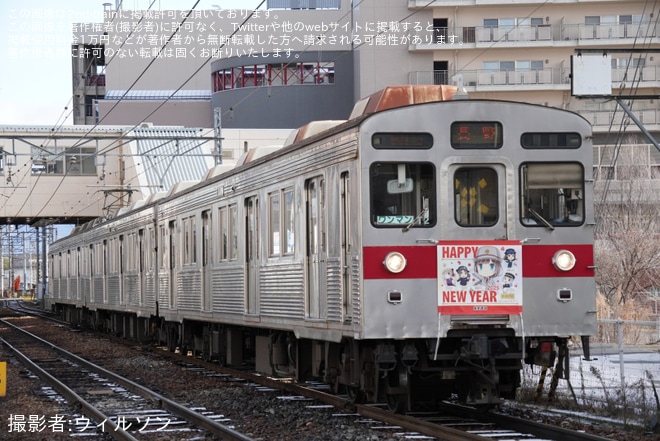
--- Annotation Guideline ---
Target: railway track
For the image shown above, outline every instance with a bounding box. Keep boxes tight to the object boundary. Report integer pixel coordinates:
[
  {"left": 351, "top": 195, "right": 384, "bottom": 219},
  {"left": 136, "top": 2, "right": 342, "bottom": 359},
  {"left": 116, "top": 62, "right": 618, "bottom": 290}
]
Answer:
[
  {"left": 0, "top": 318, "right": 253, "bottom": 440},
  {"left": 1, "top": 311, "right": 620, "bottom": 441}
]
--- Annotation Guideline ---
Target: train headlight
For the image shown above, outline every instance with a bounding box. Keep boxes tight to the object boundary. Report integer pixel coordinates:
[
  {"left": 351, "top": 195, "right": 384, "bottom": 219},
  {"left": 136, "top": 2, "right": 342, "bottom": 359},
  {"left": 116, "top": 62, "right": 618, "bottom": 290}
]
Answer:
[
  {"left": 383, "top": 251, "right": 407, "bottom": 274},
  {"left": 552, "top": 250, "right": 576, "bottom": 271}
]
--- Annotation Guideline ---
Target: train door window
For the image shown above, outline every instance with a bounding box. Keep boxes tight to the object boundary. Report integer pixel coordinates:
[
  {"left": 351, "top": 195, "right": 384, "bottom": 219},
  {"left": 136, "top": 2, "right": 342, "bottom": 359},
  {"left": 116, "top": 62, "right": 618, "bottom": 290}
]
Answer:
[
  {"left": 269, "top": 191, "right": 281, "bottom": 256},
  {"left": 138, "top": 229, "right": 145, "bottom": 272},
  {"left": 370, "top": 162, "right": 435, "bottom": 228},
  {"left": 183, "top": 215, "right": 197, "bottom": 265},
  {"left": 454, "top": 168, "right": 499, "bottom": 227},
  {"left": 159, "top": 225, "right": 168, "bottom": 269},
  {"left": 520, "top": 162, "right": 584, "bottom": 227},
  {"left": 168, "top": 220, "right": 176, "bottom": 270},
  {"left": 202, "top": 210, "right": 211, "bottom": 266},
  {"left": 89, "top": 244, "right": 94, "bottom": 276},
  {"left": 218, "top": 206, "right": 228, "bottom": 260},
  {"left": 108, "top": 238, "right": 116, "bottom": 274},
  {"left": 283, "top": 188, "right": 294, "bottom": 255},
  {"left": 229, "top": 204, "right": 238, "bottom": 260},
  {"left": 268, "top": 188, "right": 295, "bottom": 257},
  {"left": 103, "top": 240, "right": 108, "bottom": 276}
]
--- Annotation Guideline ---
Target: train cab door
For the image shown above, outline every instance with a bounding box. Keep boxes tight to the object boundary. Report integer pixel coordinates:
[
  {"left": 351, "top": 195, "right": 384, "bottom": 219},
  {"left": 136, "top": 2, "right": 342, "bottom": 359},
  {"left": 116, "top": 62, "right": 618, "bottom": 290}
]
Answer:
[
  {"left": 201, "top": 210, "right": 212, "bottom": 311},
  {"left": 452, "top": 164, "right": 509, "bottom": 240},
  {"left": 245, "top": 196, "right": 259, "bottom": 315},
  {"left": 306, "top": 176, "right": 326, "bottom": 320}
]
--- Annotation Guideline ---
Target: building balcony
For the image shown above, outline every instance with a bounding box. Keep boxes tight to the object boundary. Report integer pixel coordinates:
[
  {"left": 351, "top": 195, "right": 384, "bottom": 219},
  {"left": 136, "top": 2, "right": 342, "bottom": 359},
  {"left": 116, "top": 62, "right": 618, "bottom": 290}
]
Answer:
[
  {"left": 409, "top": 67, "right": 660, "bottom": 91},
  {"left": 409, "top": 0, "right": 646, "bottom": 7},
  {"left": 579, "top": 109, "right": 660, "bottom": 132},
  {"left": 411, "top": 22, "right": 660, "bottom": 50}
]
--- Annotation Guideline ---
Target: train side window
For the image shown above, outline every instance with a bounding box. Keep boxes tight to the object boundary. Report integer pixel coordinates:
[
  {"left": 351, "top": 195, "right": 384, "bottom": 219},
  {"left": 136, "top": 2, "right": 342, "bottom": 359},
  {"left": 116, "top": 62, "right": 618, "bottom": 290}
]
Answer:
[
  {"left": 454, "top": 168, "right": 499, "bottom": 227},
  {"left": 520, "top": 162, "right": 584, "bottom": 227},
  {"left": 370, "top": 162, "right": 435, "bottom": 228}
]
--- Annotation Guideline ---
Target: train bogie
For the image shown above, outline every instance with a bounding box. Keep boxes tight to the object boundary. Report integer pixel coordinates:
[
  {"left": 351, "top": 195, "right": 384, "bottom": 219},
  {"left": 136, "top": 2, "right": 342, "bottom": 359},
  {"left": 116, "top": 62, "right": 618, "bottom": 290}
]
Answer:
[{"left": 48, "top": 86, "right": 595, "bottom": 411}]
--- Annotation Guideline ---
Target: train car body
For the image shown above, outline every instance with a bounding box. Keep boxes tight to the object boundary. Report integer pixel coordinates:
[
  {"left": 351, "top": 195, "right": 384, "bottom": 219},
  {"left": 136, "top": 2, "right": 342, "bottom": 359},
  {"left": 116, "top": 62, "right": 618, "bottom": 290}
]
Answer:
[{"left": 48, "top": 86, "right": 596, "bottom": 411}]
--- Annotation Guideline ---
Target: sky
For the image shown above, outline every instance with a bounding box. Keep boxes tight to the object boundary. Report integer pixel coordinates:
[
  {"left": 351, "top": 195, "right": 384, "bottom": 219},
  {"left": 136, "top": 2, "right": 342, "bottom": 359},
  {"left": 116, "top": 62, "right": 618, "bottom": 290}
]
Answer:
[{"left": 0, "top": 0, "right": 259, "bottom": 126}]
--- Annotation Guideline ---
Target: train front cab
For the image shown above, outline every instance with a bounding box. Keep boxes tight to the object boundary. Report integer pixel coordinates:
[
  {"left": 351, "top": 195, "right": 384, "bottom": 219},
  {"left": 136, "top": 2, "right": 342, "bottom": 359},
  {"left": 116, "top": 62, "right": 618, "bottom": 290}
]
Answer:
[{"left": 354, "top": 98, "right": 596, "bottom": 411}]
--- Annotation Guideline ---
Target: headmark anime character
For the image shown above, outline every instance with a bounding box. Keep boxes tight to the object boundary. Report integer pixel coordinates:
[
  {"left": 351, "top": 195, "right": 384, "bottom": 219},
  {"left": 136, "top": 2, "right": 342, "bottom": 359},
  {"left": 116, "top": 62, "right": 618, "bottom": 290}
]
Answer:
[
  {"left": 443, "top": 268, "right": 455, "bottom": 286},
  {"left": 473, "top": 246, "right": 502, "bottom": 287},
  {"left": 502, "top": 272, "right": 515, "bottom": 289},
  {"left": 456, "top": 265, "right": 470, "bottom": 286},
  {"left": 504, "top": 248, "right": 517, "bottom": 268}
]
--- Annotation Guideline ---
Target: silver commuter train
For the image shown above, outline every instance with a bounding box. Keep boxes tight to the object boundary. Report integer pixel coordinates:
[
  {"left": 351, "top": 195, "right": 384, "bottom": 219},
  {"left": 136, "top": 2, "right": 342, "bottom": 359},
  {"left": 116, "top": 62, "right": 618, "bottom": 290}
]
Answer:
[{"left": 48, "top": 85, "right": 596, "bottom": 411}]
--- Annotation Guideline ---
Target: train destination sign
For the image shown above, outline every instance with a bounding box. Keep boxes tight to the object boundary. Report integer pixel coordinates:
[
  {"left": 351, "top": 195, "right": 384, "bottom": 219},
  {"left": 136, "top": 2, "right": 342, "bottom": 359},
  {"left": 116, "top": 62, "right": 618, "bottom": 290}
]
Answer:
[
  {"left": 437, "top": 240, "right": 523, "bottom": 315},
  {"left": 450, "top": 121, "right": 503, "bottom": 149}
]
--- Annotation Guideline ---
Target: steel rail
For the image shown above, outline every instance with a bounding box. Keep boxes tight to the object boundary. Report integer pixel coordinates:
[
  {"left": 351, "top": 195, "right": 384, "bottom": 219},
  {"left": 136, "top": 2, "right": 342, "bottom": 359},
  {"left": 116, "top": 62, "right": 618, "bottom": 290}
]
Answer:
[{"left": 0, "top": 319, "right": 254, "bottom": 441}]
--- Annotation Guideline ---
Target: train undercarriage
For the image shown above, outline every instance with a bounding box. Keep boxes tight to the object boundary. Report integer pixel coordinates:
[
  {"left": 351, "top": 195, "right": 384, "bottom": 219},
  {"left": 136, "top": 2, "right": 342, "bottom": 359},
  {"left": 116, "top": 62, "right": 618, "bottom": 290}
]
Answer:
[{"left": 49, "top": 304, "right": 578, "bottom": 412}]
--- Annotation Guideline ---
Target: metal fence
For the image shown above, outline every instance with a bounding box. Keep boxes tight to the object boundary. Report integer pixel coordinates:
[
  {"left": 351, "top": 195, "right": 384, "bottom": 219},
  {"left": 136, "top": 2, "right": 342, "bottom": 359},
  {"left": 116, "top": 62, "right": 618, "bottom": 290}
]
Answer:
[{"left": 521, "top": 319, "right": 660, "bottom": 426}]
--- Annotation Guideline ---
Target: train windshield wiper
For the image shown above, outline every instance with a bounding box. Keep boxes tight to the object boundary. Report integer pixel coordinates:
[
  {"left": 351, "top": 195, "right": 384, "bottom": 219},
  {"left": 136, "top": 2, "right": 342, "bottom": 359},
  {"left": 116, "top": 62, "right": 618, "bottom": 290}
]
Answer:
[
  {"left": 402, "top": 208, "right": 427, "bottom": 232},
  {"left": 527, "top": 207, "right": 555, "bottom": 231}
]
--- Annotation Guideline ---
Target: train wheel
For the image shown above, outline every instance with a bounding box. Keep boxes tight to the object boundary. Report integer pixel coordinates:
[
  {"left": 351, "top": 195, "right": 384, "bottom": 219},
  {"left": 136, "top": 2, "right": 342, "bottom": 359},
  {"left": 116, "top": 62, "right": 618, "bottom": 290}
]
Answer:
[
  {"left": 346, "top": 385, "right": 364, "bottom": 404},
  {"left": 386, "top": 393, "right": 408, "bottom": 413},
  {"left": 385, "top": 364, "right": 410, "bottom": 413}
]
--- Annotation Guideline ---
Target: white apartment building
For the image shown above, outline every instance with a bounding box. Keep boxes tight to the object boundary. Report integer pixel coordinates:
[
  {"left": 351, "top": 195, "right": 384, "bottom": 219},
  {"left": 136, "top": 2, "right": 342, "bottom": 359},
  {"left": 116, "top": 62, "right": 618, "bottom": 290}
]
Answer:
[{"left": 72, "top": 0, "right": 660, "bottom": 177}]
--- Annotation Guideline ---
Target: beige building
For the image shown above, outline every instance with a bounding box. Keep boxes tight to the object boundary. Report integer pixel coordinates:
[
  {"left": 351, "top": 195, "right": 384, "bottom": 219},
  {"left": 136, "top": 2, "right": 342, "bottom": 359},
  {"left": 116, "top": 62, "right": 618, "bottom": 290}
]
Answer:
[{"left": 71, "top": 0, "right": 659, "bottom": 175}]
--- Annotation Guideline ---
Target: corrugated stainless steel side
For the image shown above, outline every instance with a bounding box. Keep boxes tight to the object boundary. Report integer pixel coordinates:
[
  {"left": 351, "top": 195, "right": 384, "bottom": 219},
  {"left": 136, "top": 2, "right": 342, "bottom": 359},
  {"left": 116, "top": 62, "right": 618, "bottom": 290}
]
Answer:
[
  {"left": 145, "top": 274, "right": 157, "bottom": 308},
  {"left": 158, "top": 274, "right": 170, "bottom": 309},
  {"left": 259, "top": 263, "right": 304, "bottom": 318},
  {"left": 107, "top": 276, "right": 120, "bottom": 305},
  {"left": 51, "top": 279, "right": 60, "bottom": 299},
  {"left": 325, "top": 257, "right": 342, "bottom": 322},
  {"left": 80, "top": 278, "right": 91, "bottom": 302},
  {"left": 69, "top": 278, "right": 79, "bottom": 301},
  {"left": 350, "top": 256, "right": 362, "bottom": 323},
  {"left": 124, "top": 274, "right": 140, "bottom": 306},
  {"left": 178, "top": 269, "right": 202, "bottom": 311},
  {"left": 93, "top": 277, "right": 104, "bottom": 304},
  {"left": 211, "top": 266, "right": 244, "bottom": 314}
]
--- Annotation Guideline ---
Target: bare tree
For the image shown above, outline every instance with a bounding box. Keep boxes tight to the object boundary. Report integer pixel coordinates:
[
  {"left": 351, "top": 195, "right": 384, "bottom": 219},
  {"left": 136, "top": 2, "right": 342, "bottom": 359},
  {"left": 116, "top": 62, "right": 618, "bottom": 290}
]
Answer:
[{"left": 594, "top": 141, "right": 660, "bottom": 308}]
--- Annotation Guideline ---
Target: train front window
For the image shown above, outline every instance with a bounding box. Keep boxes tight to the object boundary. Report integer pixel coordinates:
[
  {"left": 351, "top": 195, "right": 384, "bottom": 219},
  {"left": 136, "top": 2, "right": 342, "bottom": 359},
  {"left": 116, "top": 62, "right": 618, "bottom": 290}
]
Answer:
[
  {"left": 454, "top": 168, "right": 499, "bottom": 227},
  {"left": 520, "top": 163, "right": 584, "bottom": 227},
  {"left": 370, "top": 162, "right": 435, "bottom": 228}
]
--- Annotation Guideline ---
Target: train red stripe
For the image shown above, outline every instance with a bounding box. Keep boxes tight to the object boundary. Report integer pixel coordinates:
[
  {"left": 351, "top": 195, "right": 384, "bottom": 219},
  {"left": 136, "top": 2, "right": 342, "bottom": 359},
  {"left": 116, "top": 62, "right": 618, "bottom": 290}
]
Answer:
[{"left": 363, "top": 244, "right": 594, "bottom": 279}]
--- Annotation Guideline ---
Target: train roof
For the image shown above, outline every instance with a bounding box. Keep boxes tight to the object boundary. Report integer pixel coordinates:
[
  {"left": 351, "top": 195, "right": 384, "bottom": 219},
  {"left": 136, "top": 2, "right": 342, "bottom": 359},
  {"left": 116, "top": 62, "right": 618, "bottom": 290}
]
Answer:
[
  {"left": 349, "top": 85, "right": 458, "bottom": 119},
  {"left": 55, "top": 86, "right": 588, "bottom": 242}
]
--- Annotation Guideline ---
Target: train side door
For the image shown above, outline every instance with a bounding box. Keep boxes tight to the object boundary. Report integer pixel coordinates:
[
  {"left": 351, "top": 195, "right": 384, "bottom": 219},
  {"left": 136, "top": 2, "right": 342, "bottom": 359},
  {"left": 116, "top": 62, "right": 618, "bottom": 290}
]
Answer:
[
  {"left": 340, "top": 172, "right": 352, "bottom": 323},
  {"left": 119, "top": 235, "right": 124, "bottom": 305},
  {"left": 306, "top": 176, "right": 326, "bottom": 319},
  {"left": 138, "top": 229, "right": 145, "bottom": 306},
  {"left": 245, "top": 196, "right": 259, "bottom": 315},
  {"left": 202, "top": 210, "right": 211, "bottom": 311},
  {"left": 169, "top": 220, "right": 176, "bottom": 310}
]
